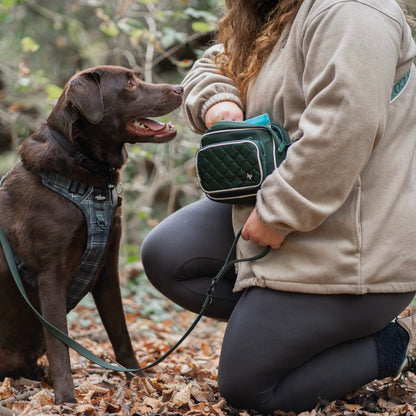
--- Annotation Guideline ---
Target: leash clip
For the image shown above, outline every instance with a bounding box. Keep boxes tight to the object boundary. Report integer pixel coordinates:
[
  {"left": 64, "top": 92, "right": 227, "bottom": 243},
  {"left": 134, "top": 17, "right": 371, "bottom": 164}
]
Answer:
[{"left": 207, "top": 275, "right": 220, "bottom": 305}]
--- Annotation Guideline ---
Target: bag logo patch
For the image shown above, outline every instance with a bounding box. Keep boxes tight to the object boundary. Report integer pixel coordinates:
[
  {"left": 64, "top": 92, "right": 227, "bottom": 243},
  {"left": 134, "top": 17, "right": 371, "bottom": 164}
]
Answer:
[{"left": 93, "top": 192, "right": 108, "bottom": 202}]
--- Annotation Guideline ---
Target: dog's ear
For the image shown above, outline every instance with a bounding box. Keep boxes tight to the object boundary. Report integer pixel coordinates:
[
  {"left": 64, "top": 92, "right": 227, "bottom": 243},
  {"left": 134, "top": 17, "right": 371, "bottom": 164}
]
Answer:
[{"left": 66, "top": 72, "right": 104, "bottom": 124}]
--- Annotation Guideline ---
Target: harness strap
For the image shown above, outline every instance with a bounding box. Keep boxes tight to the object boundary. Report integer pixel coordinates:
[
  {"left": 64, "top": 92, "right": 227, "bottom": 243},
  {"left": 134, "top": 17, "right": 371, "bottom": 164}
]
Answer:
[
  {"left": 11, "top": 171, "right": 118, "bottom": 311},
  {"left": 38, "top": 171, "right": 118, "bottom": 311}
]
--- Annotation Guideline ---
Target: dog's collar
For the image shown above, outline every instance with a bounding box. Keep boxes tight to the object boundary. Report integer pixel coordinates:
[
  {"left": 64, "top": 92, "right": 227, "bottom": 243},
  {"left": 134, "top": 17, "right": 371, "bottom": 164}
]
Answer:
[{"left": 49, "top": 128, "right": 116, "bottom": 188}]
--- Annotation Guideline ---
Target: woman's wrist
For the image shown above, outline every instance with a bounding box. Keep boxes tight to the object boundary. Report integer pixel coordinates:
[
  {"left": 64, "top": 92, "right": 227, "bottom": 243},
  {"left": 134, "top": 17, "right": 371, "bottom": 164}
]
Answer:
[{"left": 204, "top": 101, "right": 244, "bottom": 128}]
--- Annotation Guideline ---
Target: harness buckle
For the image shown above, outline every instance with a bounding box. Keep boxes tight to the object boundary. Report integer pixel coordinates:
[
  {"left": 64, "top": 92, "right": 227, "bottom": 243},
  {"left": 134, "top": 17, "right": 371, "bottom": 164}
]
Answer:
[{"left": 96, "top": 213, "right": 107, "bottom": 230}]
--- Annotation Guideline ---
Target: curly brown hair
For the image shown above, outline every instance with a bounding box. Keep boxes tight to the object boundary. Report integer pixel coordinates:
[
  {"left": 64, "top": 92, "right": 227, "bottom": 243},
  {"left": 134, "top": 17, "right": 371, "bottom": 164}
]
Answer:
[
  {"left": 215, "top": 0, "right": 304, "bottom": 104},
  {"left": 215, "top": 0, "right": 414, "bottom": 105}
]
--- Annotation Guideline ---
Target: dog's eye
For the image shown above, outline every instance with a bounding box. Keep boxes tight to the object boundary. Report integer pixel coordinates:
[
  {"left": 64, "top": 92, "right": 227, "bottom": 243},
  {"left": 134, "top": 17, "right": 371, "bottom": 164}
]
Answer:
[{"left": 125, "top": 79, "right": 136, "bottom": 91}]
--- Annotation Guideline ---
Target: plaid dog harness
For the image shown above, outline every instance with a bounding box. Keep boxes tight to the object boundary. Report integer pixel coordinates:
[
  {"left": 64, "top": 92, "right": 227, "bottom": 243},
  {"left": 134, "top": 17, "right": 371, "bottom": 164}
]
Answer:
[{"left": 14, "top": 171, "right": 118, "bottom": 311}]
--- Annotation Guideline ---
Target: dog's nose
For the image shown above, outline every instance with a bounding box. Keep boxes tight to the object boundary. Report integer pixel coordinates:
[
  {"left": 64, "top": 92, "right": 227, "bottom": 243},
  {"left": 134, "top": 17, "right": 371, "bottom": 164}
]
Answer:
[{"left": 173, "top": 85, "right": 184, "bottom": 95}]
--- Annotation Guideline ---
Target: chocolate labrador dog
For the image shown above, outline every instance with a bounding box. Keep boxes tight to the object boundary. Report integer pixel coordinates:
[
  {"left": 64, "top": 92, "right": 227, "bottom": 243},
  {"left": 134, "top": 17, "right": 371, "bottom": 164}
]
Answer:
[{"left": 0, "top": 65, "right": 183, "bottom": 403}]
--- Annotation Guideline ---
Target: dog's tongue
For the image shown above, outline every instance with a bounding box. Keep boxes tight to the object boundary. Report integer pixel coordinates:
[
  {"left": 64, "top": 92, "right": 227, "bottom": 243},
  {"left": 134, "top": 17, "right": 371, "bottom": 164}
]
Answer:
[
  {"left": 138, "top": 118, "right": 167, "bottom": 131},
  {"left": 128, "top": 117, "right": 176, "bottom": 140}
]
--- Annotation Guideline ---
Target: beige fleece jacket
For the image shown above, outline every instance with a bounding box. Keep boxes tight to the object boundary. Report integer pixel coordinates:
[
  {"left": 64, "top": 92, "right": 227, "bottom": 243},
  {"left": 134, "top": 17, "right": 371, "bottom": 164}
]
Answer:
[{"left": 182, "top": 0, "right": 416, "bottom": 295}]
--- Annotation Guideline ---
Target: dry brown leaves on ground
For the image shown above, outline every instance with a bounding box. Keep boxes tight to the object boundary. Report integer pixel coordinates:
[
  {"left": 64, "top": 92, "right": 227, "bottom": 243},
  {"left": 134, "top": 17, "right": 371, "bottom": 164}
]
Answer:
[{"left": 1, "top": 274, "right": 416, "bottom": 416}]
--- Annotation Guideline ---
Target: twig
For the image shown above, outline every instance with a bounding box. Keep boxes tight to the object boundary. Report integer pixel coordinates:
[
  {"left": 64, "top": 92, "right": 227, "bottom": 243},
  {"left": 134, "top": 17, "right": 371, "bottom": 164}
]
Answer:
[
  {"left": 0, "top": 392, "right": 34, "bottom": 405},
  {"left": 24, "top": 0, "right": 67, "bottom": 25},
  {"left": 143, "top": 6, "right": 157, "bottom": 83},
  {"left": 152, "top": 31, "right": 210, "bottom": 67},
  {"left": 0, "top": 63, "right": 18, "bottom": 81},
  {"left": 0, "top": 406, "right": 19, "bottom": 416},
  {"left": 84, "top": 367, "right": 111, "bottom": 375}
]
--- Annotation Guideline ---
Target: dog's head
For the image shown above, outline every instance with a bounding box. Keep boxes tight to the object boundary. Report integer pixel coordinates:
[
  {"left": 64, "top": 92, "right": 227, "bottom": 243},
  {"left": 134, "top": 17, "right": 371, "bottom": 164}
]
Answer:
[{"left": 51, "top": 65, "right": 183, "bottom": 144}]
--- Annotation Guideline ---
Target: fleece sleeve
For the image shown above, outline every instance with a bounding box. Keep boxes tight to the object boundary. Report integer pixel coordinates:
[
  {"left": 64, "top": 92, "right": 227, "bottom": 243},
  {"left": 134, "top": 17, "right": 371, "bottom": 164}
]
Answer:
[
  {"left": 181, "top": 44, "right": 244, "bottom": 134},
  {"left": 256, "top": 2, "right": 403, "bottom": 235}
]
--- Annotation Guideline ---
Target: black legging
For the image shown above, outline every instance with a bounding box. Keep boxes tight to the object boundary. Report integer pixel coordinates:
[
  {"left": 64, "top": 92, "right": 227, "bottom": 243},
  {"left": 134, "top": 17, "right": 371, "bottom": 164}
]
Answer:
[{"left": 141, "top": 198, "right": 414, "bottom": 413}]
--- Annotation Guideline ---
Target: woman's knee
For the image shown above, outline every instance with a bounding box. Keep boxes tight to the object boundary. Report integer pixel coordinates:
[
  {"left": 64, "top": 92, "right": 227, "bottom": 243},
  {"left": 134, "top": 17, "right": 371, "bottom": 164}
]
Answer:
[
  {"left": 217, "top": 331, "right": 279, "bottom": 413},
  {"left": 141, "top": 226, "right": 159, "bottom": 270},
  {"left": 141, "top": 225, "right": 182, "bottom": 291},
  {"left": 218, "top": 367, "right": 274, "bottom": 413},
  {"left": 141, "top": 199, "right": 234, "bottom": 286}
]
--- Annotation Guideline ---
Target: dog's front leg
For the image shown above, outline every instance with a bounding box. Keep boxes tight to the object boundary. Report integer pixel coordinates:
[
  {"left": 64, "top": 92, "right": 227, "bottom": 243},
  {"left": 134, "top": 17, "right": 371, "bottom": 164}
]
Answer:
[
  {"left": 92, "top": 265, "right": 141, "bottom": 373},
  {"left": 37, "top": 273, "right": 75, "bottom": 404}
]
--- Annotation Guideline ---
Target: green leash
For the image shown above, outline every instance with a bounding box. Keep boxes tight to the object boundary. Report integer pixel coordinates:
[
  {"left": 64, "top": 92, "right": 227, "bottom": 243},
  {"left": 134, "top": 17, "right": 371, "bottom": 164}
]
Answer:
[
  {"left": 0, "top": 68, "right": 409, "bottom": 372},
  {"left": 0, "top": 225, "right": 270, "bottom": 373}
]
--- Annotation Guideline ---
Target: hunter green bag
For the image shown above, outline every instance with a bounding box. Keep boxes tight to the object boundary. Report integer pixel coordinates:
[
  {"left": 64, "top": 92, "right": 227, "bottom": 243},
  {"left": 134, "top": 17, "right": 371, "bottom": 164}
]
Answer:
[{"left": 196, "top": 114, "right": 291, "bottom": 204}]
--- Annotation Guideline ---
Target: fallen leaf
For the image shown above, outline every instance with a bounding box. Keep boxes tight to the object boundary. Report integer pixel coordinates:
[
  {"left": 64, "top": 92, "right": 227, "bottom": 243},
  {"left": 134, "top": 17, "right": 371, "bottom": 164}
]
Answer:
[
  {"left": 212, "top": 397, "right": 227, "bottom": 413},
  {"left": 172, "top": 384, "right": 192, "bottom": 408},
  {"left": 75, "top": 403, "right": 96, "bottom": 415},
  {"left": 0, "top": 378, "right": 12, "bottom": 400},
  {"left": 76, "top": 381, "right": 108, "bottom": 396},
  {"left": 28, "top": 389, "right": 54, "bottom": 406},
  {"left": 343, "top": 403, "right": 363, "bottom": 411},
  {"left": 139, "top": 396, "right": 165, "bottom": 412}
]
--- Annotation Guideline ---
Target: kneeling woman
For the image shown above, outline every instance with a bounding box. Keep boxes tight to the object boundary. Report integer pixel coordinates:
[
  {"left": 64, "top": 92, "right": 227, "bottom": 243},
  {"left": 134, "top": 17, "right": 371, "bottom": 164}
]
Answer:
[{"left": 141, "top": 0, "right": 416, "bottom": 413}]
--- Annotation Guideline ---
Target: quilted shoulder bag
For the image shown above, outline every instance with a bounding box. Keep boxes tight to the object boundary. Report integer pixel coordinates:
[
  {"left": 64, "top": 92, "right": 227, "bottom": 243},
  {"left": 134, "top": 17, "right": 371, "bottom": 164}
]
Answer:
[{"left": 195, "top": 114, "right": 291, "bottom": 204}]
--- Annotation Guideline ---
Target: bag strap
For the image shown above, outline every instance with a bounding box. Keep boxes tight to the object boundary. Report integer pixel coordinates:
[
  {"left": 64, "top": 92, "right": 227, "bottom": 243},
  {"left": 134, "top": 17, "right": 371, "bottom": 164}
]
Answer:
[{"left": 0, "top": 224, "right": 269, "bottom": 373}]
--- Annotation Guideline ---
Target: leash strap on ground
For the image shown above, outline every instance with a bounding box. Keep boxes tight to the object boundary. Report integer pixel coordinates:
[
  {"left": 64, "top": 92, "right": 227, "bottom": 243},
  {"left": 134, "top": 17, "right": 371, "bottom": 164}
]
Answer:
[{"left": 0, "top": 225, "right": 270, "bottom": 373}]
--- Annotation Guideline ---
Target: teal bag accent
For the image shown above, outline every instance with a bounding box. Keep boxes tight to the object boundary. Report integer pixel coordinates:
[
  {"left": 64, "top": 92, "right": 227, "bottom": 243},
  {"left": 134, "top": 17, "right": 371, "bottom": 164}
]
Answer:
[
  {"left": 196, "top": 117, "right": 291, "bottom": 204},
  {"left": 391, "top": 68, "right": 411, "bottom": 102}
]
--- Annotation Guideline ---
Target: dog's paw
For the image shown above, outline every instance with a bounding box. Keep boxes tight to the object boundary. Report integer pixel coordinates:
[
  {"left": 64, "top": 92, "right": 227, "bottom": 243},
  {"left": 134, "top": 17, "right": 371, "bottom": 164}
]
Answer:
[
  {"left": 29, "top": 364, "right": 45, "bottom": 381},
  {"left": 54, "top": 387, "right": 76, "bottom": 405}
]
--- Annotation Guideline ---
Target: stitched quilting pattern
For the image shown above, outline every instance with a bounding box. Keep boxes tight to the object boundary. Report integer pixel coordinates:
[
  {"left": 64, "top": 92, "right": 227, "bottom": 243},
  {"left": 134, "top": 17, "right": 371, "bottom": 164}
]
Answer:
[
  {"left": 196, "top": 121, "right": 292, "bottom": 203},
  {"left": 197, "top": 141, "right": 263, "bottom": 192}
]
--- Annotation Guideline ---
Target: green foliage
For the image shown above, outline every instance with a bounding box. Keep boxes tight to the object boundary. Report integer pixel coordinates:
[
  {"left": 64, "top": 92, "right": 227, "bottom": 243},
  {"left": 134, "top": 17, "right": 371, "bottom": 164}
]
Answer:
[
  {"left": 45, "top": 84, "right": 63, "bottom": 100},
  {"left": 0, "top": 0, "right": 26, "bottom": 11},
  {"left": 21, "top": 36, "right": 39, "bottom": 53}
]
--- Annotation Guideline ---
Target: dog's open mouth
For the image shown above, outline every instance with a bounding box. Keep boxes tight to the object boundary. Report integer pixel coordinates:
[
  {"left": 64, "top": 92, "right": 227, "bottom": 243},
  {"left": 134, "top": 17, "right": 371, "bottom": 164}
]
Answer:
[{"left": 127, "top": 118, "right": 177, "bottom": 142}]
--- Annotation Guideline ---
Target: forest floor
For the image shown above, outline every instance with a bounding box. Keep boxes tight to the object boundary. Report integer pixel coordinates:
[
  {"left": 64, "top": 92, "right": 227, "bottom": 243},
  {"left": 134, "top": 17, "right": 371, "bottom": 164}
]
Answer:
[{"left": 1, "top": 264, "right": 416, "bottom": 416}]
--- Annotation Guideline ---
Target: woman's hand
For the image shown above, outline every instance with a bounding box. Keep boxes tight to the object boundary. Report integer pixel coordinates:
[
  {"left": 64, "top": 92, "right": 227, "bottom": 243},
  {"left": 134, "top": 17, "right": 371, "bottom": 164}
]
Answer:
[
  {"left": 205, "top": 101, "right": 244, "bottom": 128},
  {"left": 242, "top": 209, "right": 286, "bottom": 249}
]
